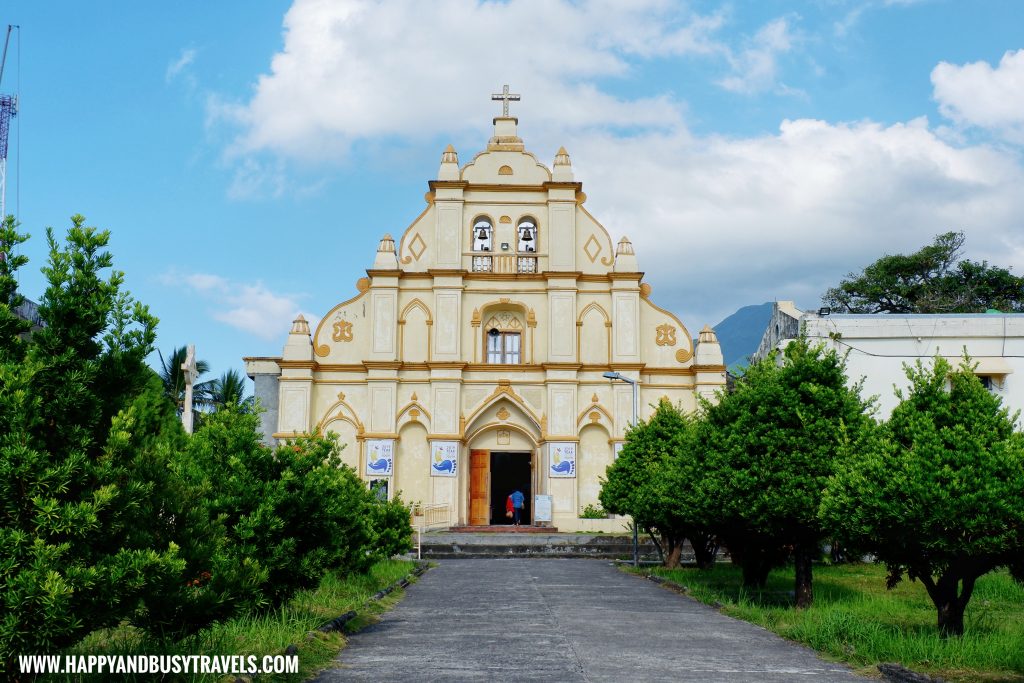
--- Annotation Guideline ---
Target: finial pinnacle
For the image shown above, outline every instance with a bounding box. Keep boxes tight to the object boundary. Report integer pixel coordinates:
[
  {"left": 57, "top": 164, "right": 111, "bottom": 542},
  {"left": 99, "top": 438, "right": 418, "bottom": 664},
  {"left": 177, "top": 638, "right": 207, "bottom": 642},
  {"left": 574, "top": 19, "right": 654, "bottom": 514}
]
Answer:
[
  {"left": 377, "top": 234, "right": 396, "bottom": 252},
  {"left": 290, "top": 314, "right": 310, "bottom": 335}
]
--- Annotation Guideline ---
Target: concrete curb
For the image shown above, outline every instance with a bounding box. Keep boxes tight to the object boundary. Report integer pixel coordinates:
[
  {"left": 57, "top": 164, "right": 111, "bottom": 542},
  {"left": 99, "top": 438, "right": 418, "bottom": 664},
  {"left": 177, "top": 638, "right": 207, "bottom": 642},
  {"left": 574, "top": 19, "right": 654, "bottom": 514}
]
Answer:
[
  {"left": 878, "top": 663, "right": 946, "bottom": 683},
  {"left": 286, "top": 561, "right": 431, "bottom": 652}
]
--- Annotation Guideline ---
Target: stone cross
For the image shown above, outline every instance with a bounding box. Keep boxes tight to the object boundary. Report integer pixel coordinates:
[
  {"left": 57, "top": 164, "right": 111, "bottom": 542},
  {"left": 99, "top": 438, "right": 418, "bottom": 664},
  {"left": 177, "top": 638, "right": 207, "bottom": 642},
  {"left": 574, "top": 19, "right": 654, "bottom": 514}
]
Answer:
[
  {"left": 181, "top": 344, "right": 198, "bottom": 434},
  {"left": 491, "top": 84, "right": 521, "bottom": 117}
]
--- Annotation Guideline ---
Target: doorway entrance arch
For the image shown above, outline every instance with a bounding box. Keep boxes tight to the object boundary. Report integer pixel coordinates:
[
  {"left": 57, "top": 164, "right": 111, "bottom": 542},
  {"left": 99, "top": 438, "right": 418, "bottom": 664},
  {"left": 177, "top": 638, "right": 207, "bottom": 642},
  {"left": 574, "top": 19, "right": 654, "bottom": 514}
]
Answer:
[{"left": 465, "top": 423, "right": 540, "bottom": 526}]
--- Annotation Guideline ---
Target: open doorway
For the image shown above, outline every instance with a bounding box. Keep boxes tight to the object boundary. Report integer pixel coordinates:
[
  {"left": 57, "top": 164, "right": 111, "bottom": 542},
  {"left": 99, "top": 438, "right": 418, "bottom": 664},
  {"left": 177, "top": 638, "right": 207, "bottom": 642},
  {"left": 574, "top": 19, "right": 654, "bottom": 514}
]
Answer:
[{"left": 489, "top": 451, "right": 531, "bottom": 525}]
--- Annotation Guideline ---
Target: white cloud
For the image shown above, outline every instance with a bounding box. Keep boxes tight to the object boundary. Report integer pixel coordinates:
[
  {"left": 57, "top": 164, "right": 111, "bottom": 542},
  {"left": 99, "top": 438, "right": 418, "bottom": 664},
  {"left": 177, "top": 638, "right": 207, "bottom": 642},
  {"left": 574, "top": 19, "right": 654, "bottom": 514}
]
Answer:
[
  {"left": 932, "top": 49, "right": 1024, "bottom": 143},
  {"left": 213, "top": 0, "right": 728, "bottom": 161},
  {"left": 207, "top": 0, "right": 1024, "bottom": 329},
  {"left": 718, "top": 17, "right": 798, "bottom": 95},
  {"left": 568, "top": 116, "right": 1024, "bottom": 325},
  {"left": 225, "top": 157, "right": 289, "bottom": 201},
  {"left": 166, "top": 48, "right": 197, "bottom": 83},
  {"left": 170, "top": 270, "right": 315, "bottom": 340}
]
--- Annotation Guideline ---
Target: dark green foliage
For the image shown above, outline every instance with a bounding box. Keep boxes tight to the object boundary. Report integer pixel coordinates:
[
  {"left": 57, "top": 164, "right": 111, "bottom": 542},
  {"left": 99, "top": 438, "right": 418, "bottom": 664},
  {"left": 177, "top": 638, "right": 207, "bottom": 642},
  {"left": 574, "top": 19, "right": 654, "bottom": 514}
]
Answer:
[
  {"left": 1, "top": 216, "right": 412, "bottom": 667},
  {"left": 141, "top": 408, "right": 412, "bottom": 637},
  {"left": 823, "top": 231, "right": 1024, "bottom": 313},
  {"left": 369, "top": 493, "right": 414, "bottom": 562},
  {"left": 600, "top": 400, "right": 714, "bottom": 568},
  {"left": 0, "top": 217, "right": 183, "bottom": 670},
  {"left": 822, "top": 357, "right": 1024, "bottom": 636},
  {"left": 0, "top": 216, "right": 31, "bottom": 362},
  {"left": 702, "top": 337, "right": 874, "bottom": 605}
]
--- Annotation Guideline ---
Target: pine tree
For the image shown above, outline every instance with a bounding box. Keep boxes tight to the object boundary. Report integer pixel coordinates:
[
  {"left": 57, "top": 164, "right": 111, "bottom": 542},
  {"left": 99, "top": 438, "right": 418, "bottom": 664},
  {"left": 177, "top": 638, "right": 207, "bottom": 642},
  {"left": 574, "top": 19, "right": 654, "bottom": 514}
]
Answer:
[{"left": 0, "top": 216, "right": 183, "bottom": 670}]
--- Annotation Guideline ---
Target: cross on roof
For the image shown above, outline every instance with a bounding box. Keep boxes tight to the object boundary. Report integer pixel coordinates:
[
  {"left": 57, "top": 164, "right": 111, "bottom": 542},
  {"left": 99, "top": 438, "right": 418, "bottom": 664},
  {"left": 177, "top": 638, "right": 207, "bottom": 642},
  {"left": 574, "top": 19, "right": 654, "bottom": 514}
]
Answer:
[{"left": 491, "top": 84, "right": 521, "bottom": 117}]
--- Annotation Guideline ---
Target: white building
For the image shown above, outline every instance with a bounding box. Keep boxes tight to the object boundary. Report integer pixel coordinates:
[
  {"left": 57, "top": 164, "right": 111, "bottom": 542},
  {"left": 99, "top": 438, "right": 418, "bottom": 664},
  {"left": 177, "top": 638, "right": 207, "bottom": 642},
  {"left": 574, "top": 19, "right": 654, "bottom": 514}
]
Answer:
[
  {"left": 755, "top": 302, "right": 1023, "bottom": 418},
  {"left": 245, "top": 101, "right": 726, "bottom": 531}
]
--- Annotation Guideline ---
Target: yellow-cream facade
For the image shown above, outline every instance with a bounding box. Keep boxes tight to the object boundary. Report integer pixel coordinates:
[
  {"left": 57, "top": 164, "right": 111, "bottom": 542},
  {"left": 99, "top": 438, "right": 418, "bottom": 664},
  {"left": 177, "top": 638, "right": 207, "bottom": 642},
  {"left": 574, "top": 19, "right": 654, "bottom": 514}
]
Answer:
[{"left": 245, "top": 112, "right": 726, "bottom": 532}]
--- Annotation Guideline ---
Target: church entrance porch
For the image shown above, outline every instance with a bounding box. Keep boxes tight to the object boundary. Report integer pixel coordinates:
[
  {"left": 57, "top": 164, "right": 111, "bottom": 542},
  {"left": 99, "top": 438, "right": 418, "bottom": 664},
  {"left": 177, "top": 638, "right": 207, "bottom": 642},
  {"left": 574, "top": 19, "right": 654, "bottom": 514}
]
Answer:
[
  {"left": 467, "top": 449, "right": 533, "bottom": 526},
  {"left": 489, "top": 451, "right": 531, "bottom": 525}
]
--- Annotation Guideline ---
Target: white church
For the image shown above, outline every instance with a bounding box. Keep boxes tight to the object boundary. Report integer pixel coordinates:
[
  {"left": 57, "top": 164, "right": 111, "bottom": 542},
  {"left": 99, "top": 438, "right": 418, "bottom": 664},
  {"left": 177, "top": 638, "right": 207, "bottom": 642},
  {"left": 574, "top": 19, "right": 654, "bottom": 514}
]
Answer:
[{"left": 245, "top": 90, "right": 726, "bottom": 531}]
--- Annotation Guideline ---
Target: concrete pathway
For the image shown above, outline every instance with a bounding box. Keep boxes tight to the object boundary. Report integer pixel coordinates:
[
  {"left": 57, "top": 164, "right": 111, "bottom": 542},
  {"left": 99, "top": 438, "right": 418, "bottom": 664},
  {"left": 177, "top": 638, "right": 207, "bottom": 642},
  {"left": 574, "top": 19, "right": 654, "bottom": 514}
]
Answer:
[{"left": 314, "top": 559, "right": 864, "bottom": 682}]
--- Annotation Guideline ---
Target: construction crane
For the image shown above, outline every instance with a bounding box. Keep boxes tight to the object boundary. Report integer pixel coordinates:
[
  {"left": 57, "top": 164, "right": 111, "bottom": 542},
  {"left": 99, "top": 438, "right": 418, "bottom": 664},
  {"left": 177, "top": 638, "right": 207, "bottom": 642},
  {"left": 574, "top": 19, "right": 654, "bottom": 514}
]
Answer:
[{"left": 0, "top": 24, "right": 19, "bottom": 221}]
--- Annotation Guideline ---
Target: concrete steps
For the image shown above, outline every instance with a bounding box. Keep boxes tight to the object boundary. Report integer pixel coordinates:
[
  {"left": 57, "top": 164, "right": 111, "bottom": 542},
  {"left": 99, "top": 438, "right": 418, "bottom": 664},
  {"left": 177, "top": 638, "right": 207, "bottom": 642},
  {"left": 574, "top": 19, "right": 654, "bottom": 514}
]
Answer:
[{"left": 418, "top": 531, "right": 695, "bottom": 561}]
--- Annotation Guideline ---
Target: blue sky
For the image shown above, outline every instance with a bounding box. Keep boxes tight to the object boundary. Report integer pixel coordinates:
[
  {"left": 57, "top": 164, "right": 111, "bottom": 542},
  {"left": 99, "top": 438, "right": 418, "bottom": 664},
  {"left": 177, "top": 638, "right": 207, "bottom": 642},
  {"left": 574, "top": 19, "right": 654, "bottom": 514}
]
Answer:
[{"left": 3, "top": 0, "right": 1024, "bottom": 380}]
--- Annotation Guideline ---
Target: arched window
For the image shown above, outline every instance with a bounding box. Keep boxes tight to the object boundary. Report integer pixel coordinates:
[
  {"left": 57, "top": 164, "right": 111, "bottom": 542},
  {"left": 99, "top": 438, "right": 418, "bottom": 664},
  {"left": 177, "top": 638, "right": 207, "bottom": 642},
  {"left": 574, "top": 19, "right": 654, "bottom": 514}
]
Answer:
[
  {"left": 472, "top": 217, "right": 493, "bottom": 252},
  {"left": 484, "top": 312, "right": 524, "bottom": 364},
  {"left": 517, "top": 217, "right": 537, "bottom": 253}
]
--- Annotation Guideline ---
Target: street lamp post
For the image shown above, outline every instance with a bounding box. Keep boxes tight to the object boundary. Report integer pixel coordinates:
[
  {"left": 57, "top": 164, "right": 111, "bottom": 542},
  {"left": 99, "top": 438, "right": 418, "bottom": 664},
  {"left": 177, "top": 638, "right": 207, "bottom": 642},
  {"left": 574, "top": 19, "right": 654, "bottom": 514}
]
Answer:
[{"left": 603, "top": 371, "right": 639, "bottom": 567}]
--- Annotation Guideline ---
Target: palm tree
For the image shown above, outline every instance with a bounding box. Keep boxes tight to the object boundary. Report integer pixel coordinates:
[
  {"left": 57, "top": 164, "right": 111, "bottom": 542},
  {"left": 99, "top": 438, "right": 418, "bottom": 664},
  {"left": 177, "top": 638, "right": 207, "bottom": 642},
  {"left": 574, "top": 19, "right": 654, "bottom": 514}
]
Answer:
[
  {"left": 209, "top": 368, "right": 254, "bottom": 411},
  {"left": 158, "top": 345, "right": 215, "bottom": 415}
]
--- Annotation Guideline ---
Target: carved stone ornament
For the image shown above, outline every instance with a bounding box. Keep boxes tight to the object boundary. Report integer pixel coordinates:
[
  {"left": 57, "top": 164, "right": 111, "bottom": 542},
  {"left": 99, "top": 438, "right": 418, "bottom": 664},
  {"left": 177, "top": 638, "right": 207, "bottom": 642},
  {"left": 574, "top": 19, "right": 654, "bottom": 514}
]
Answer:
[
  {"left": 496, "top": 406, "right": 511, "bottom": 421},
  {"left": 497, "top": 429, "right": 511, "bottom": 445},
  {"left": 485, "top": 313, "right": 523, "bottom": 331},
  {"left": 589, "top": 411, "right": 600, "bottom": 423},
  {"left": 655, "top": 324, "right": 676, "bottom": 347},
  {"left": 332, "top": 318, "right": 354, "bottom": 342}
]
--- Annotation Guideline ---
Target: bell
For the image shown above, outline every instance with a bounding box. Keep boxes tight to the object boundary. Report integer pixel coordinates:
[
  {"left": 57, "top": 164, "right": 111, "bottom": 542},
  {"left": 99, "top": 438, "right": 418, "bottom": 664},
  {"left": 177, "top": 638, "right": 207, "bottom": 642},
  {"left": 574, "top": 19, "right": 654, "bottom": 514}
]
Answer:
[
  {"left": 520, "top": 229, "right": 534, "bottom": 242},
  {"left": 476, "top": 228, "right": 489, "bottom": 241}
]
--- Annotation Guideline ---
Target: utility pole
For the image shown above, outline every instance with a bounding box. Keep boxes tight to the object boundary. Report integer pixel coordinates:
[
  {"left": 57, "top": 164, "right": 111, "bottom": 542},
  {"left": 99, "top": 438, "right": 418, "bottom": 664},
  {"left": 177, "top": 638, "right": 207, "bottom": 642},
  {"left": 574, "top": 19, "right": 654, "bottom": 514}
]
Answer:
[{"left": 604, "top": 371, "right": 640, "bottom": 567}]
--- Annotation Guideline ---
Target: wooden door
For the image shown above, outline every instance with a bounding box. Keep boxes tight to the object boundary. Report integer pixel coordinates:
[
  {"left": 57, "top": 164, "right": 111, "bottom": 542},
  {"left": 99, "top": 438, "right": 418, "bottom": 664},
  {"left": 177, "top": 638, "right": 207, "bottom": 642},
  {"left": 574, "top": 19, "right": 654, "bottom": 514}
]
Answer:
[{"left": 470, "top": 450, "right": 489, "bottom": 526}]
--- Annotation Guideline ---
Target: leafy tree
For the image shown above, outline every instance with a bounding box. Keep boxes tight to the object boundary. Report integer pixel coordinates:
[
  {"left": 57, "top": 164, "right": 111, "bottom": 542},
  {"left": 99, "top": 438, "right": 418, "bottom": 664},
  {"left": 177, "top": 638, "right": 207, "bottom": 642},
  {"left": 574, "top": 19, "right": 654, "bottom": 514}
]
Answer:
[
  {"left": 702, "top": 337, "right": 874, "bottom": 606},
  {"left": 823, "top": 231, "right": 1024, "bottom": 313},
  {"left": 0, "top": 216, "right": 183, "bottom": 670},
  {"left": 600, "top": 400, "right": 715, "bottom": 568},
  {"left": 821, "top": 357, "right": 1024, "bottom": 637}
]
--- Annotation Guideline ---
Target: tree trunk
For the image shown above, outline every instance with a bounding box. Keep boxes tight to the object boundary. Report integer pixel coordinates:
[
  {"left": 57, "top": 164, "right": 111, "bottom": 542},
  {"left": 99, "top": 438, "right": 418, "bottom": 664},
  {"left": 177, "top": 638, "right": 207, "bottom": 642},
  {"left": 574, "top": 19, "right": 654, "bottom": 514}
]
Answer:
[
  {"left": 920, "top": 570, "right": 979, "bottom": 638},
  {"left": 664, "top": 537, "right": 683, "bottom": 569},
  {"left": 794, "top": 542, "right": 814, "bottom": 608},
  {"left": 936, "top": 597, "right": 966, "bottom": 638},
  {"left": 691, "top": 532, "right": 719, "bottom": 570}
]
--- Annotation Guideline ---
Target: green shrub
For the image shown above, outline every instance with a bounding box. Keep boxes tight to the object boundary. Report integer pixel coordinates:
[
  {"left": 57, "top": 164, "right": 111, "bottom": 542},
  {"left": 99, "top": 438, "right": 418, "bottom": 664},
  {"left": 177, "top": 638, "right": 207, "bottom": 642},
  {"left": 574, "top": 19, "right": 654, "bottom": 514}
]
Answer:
[
  {"left": 580, "top": 504, "right": 607, "bottom": 519},
  {"left": 368, "top": 494, "right": 414, "bottom": 560}
]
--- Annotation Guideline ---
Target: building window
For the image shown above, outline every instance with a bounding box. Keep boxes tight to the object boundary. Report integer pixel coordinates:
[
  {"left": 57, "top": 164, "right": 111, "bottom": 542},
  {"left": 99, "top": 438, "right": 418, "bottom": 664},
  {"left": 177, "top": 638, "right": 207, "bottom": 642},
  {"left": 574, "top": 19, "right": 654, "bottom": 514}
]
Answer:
[
  {"left": 487, "top": 328, "right": 521, "bottom": 364},
  {"left": 978, "top": 375, "right": 995, "bottom": 391},
  {"left": 473, "top": 217, "right": 493, "bottom": 252},
  {"left": 517, "top": 217, "right": 537, "bottom": 253}
]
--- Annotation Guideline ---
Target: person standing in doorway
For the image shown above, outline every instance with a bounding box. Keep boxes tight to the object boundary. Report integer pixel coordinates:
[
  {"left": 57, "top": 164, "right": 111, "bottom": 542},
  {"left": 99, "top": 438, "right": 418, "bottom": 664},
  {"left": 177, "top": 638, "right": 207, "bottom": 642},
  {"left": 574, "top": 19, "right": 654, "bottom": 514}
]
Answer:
[{"left": 510, "top": 488, "right": 525, "bottom": 527}]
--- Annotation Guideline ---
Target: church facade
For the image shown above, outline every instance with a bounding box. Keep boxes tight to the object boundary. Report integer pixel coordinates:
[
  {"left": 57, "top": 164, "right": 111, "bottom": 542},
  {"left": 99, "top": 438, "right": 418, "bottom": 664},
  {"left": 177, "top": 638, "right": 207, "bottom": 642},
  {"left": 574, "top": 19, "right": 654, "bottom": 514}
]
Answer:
[{"left": 245, "top": 105, "right": 726, "bottom": 532}]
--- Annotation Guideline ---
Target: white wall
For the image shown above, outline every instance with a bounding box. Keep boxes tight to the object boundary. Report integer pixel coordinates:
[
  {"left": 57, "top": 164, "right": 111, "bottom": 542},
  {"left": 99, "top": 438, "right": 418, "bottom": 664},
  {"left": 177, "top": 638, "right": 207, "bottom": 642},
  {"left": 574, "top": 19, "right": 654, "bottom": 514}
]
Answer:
[{"left": 797, "top": 314, "right": 1024, "bottom": 420}]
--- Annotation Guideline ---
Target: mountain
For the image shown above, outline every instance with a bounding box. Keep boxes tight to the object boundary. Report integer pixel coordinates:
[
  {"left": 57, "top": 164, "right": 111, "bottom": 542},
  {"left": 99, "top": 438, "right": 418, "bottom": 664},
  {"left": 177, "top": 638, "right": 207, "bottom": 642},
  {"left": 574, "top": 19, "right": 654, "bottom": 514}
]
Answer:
[{"left": 712, "top": 302, "right": 773, "bottom": 371}]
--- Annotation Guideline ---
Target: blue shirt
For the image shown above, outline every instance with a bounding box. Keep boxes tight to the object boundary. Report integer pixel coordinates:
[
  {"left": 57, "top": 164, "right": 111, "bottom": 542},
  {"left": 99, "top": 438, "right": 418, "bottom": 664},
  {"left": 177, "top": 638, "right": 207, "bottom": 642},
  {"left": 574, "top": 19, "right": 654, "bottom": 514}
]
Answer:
[{"left": 511, "top": 490, "right": 525, "bottom": 508}]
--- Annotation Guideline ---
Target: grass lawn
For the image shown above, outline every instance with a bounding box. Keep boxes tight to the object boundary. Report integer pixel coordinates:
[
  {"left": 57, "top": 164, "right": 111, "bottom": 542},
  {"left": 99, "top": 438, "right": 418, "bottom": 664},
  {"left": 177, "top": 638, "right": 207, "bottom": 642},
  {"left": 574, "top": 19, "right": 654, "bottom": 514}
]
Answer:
[
  {"left": 55, "top": 559, "right": 416, "bottom": 682},
  {"left": 645, "top": 563, "right": 1024, "bottom": 682}
]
